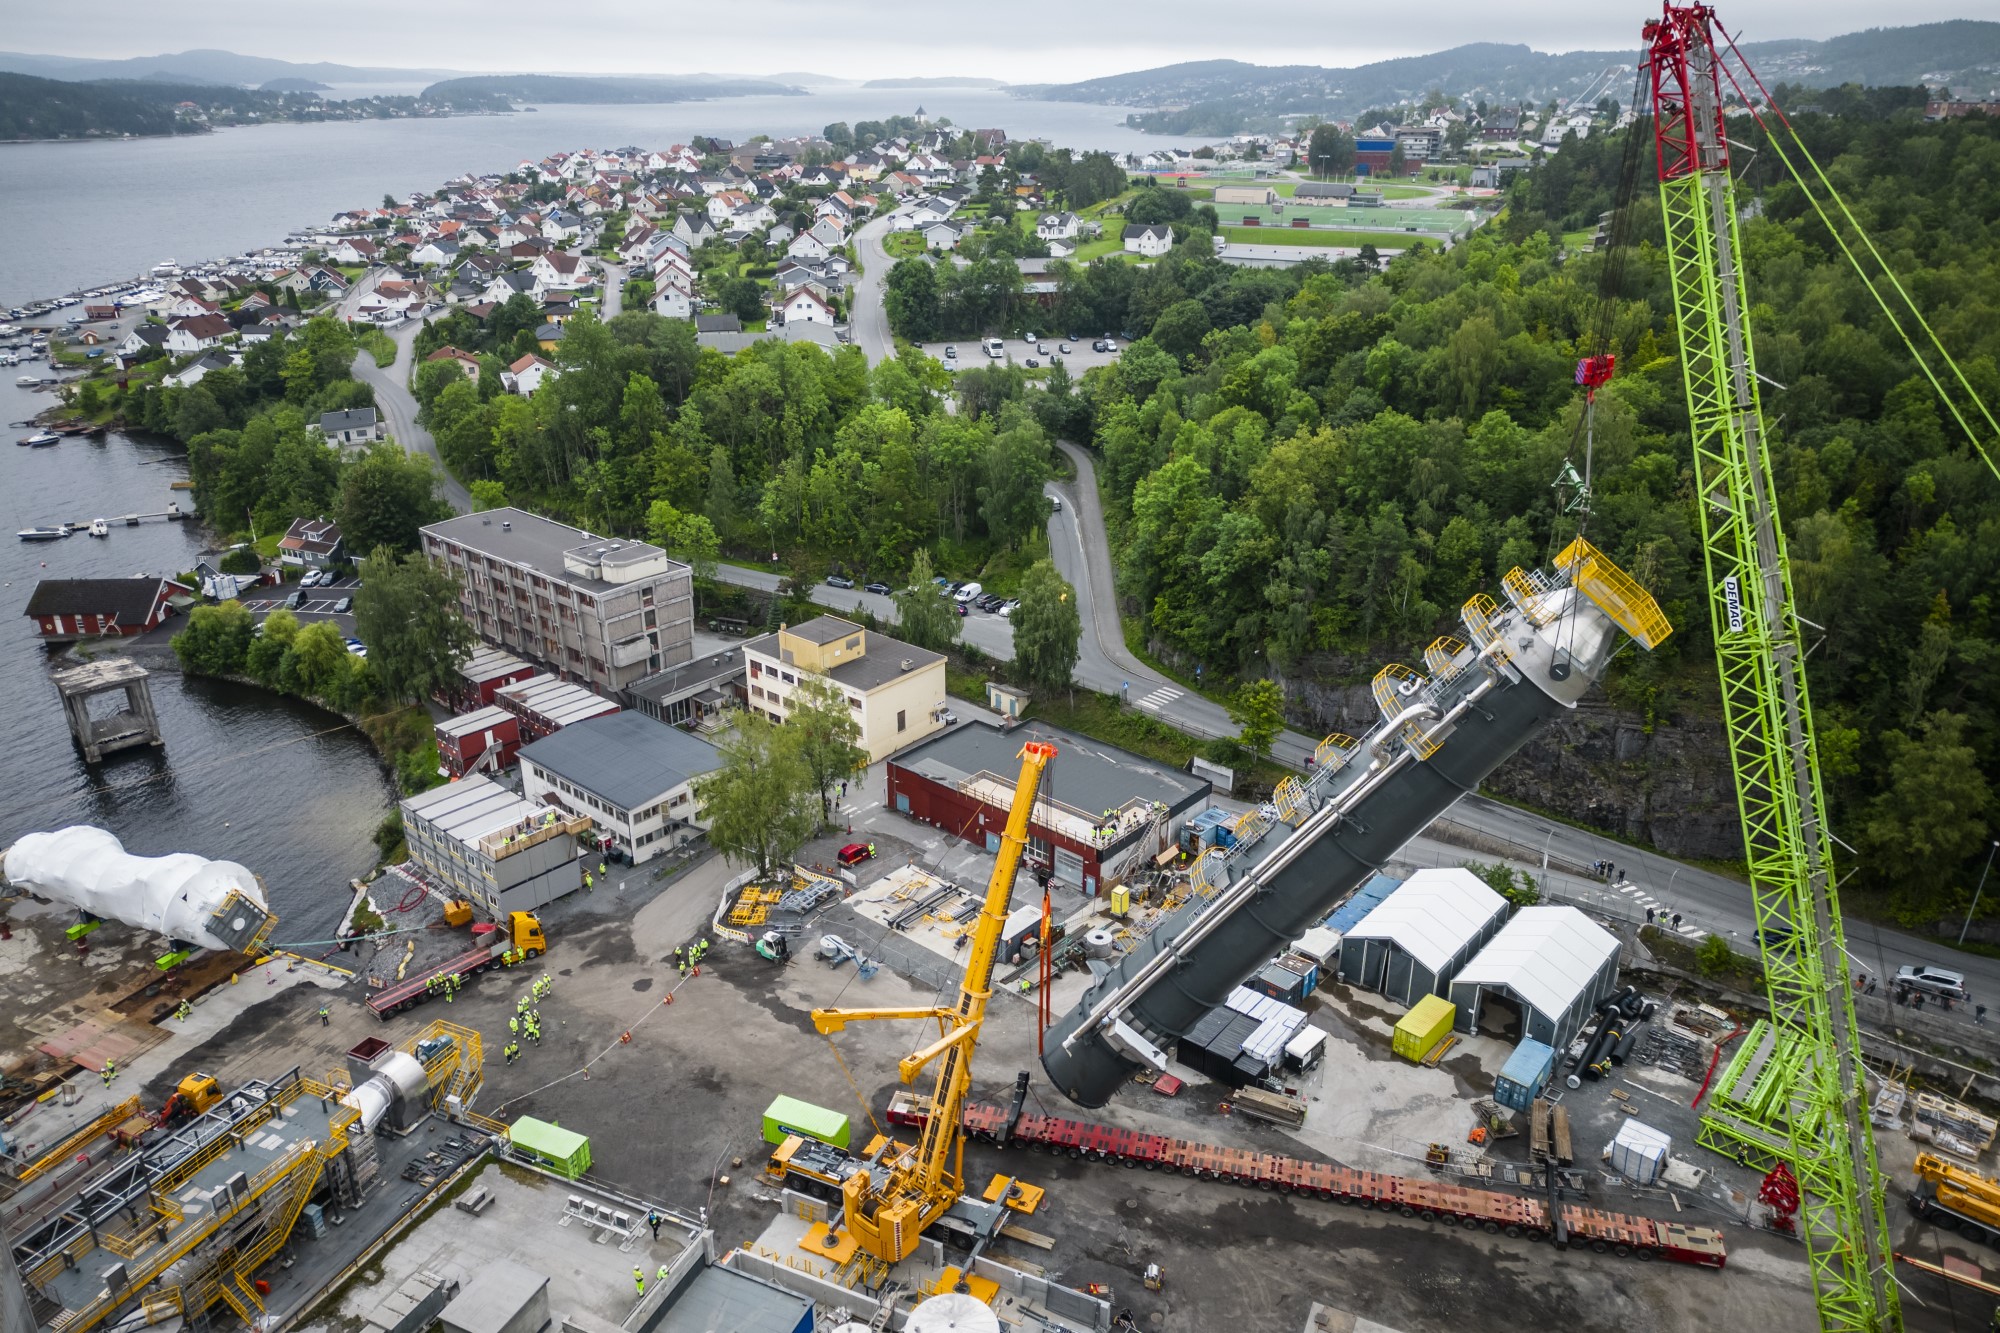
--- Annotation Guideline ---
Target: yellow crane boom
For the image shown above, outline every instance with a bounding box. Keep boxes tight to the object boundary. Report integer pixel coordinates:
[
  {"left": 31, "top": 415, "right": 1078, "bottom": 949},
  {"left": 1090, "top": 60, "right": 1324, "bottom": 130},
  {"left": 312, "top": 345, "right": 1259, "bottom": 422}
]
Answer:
[{"left": 812, "top": 740, "right": 1057, "bottom": 1262}]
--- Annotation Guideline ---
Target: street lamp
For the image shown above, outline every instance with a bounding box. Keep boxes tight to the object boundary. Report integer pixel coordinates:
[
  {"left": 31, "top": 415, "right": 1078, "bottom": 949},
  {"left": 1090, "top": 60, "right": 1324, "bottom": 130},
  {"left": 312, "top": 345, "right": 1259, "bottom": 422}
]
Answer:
[{"left": 1957, "top": 840, "right": 2000, "bottom": 947}]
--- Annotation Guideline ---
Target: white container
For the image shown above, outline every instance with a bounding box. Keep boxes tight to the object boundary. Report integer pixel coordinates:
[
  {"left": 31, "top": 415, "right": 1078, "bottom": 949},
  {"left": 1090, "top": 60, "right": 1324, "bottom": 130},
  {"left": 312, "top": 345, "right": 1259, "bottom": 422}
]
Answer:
[{"left": 1608, "top": 1119, "right": 1672, "bottom": 1185}]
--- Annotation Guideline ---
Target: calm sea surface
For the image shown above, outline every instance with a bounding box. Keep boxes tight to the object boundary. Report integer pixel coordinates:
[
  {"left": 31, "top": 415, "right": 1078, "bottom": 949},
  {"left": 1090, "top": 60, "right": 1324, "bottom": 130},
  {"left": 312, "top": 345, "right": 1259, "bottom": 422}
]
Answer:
[
  {"left": 0, "top": 87, "right": 1157, "bottom": 304},
  {"left": 0, "top": 378, "right": 396, "bottom": 944}
]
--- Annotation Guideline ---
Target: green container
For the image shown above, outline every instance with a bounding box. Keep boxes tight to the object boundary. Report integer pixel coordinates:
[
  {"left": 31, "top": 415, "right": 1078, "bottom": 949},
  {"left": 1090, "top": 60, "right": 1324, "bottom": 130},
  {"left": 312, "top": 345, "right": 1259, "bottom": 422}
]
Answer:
[
  {"left": 762, "top": 1095, "right": 850, "bottom": 1150},
  {"left": 509, "top": 1115, "right": 591, "bottom": 1179}
]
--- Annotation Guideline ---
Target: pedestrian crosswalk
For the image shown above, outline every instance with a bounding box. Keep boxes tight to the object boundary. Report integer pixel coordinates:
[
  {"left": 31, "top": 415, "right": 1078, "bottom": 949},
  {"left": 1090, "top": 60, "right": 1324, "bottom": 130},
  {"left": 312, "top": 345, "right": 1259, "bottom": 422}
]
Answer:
[
  {"left": 1134, "top": 685, "right": 1183, "bottom": 712},
  {"left": 1615, "top": 882, "right": 1702, "bottom": 936}
]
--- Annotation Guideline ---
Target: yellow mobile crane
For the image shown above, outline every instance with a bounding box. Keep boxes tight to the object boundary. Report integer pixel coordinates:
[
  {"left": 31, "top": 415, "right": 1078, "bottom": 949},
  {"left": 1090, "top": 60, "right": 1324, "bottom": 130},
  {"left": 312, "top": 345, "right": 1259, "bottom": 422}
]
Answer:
[{"left": 811, "top": 740, "right": 1057, "bottom": 1263}]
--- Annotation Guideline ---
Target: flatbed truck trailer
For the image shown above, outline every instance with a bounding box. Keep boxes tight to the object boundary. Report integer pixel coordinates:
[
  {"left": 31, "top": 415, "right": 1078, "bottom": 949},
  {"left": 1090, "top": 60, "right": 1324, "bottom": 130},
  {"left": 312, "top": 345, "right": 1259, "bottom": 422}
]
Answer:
[{"left": 368, "top": 911, "right": 546, "bottom": 1019}]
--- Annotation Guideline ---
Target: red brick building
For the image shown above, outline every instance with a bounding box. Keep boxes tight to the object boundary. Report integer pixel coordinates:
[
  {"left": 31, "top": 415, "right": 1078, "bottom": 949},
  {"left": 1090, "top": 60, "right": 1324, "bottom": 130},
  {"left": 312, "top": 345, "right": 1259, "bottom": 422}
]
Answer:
[{"left": 885, "top": 723, "right": 1212, "bottom": 894}]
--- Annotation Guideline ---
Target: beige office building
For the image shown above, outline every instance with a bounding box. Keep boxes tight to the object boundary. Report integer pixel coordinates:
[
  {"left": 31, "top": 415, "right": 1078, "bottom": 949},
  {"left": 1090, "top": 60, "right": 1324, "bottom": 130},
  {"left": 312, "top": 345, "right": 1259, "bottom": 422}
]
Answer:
[{"left": 741, "top": 615, "right": 948, "bottom": 763}]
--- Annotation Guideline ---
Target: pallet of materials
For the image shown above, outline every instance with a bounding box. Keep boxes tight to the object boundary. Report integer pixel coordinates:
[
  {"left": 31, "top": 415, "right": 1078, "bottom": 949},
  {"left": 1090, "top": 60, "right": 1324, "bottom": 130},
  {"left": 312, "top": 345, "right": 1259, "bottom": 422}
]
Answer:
[{"left": 1914, "top": 1092, "right": 1998, "bottom": 1151}]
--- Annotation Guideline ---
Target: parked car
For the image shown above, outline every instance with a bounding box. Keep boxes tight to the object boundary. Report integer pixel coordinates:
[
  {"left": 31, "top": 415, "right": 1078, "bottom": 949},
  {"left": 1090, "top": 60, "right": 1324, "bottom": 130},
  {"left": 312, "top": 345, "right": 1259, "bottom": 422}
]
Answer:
[
  {"left": 344, "top": 638, "right": 367, "bottom": 658},
  {"left": 863, "top": 581, "right": 892, "bottom": 595},
  {"left": 827, "top": 573, "right": 855, "bottom": 589},
  {"left": 1023, "top": 331, "right": 1039, "bottom": 344},
  {"left": 954, "top": 582, "right": 983, "bottom": 602},
  {"left": 1051, "top": 496, "right": 1062, "bottom": 511},
  {"left": 999, "top": 599, "right": 1019, "bottom": 617},
  {"left": 837, "top": 842, "right": 875, "bottom": 867},
  {"left": 1058, "top": 342, "right": 1073, "bottom": 354},
  {"left": 943, "top": 345, "right": 957, "bottom": 359},
  {"left": 955, "top": 601, "right": 969, "bottom": 616},
  {"left": 332, "top": 597, "right": 353, "bottom": 613},
  {"left": 1036, "top": 344, "right": 1048, "bottom": 356},
  {"left": 1024, "top": 357, "right": 1039, "bottom": 369},
  {"left": 285, "top": 589, "right": 305, "bottom": 610},
  {"left": 1896, "top": 964, "right": 1968, "bottom": 999},
  {"left": 975, "top": 593, "right": 1003, "bottom": 612},
  {"left": 1092, "top": 339, "right": 1109, "bottom": 352}
]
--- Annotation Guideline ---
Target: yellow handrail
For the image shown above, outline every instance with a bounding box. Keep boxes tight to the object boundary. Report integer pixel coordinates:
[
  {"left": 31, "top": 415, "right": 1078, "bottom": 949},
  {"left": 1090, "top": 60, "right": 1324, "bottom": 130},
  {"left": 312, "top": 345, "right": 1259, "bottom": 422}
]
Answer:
[{"left": 1552, "top": 536, "right": 1674, "bottom": 649}]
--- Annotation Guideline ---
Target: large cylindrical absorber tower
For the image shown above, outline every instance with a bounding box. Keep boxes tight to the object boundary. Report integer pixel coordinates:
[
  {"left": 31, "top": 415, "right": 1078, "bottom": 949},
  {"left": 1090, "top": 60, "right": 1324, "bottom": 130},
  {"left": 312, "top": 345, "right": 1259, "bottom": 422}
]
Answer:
[
  {"left": 342, "top": 1052, "right": 431, "bottom": 1135},
  {"left": 1042, "top": 544, "right": 1671, "bottom": 1109}
]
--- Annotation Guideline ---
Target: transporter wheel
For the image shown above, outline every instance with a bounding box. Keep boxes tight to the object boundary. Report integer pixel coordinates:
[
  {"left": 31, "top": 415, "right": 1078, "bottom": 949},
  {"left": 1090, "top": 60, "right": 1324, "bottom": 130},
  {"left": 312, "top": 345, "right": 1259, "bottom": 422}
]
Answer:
[
  {"left": 1505, "top": 1225, "right": 1522, "bottom": 1239},
  {"left": 1143, "top": 1161, "right": 1158, "bottom": 1172},
  {"left": 1337, "top": 1194, "right": 1356, "bottom": 1206},
  {"left": 1638, "top": 1248, "right": 1658, "bottom": 1262},
  {"left": 1067, "top": 1147, "right": 1083, "bottom": 1159},
  {"left": 1462, "top": 1217, "right": 1481, "bottom": 1231},
  {"left": 1418, "top": 1210, "right": 1436, "bottom": 1223},
  {"left": 1279, "top": 1184, "right": 1295, "bottom": 1196},
  {"left": 1526, "top": 1228, "right": 1547, "bottom": 1243},
  {"left": 1259, "top": 1180, "right": 1274, "bottom": 1192},
  {"left": 1181, "top": 1166, "right": 1198, "bottom": 1178},
  {"left": 1590, "top": 1240, "right": 1609, "bottom": 1254},
  {"left": 1399, "top": 1206, "right": 1416, "bottom": 1218},
  {"left": 1613, "top": 1244, "right": 1632, "bottom": 1258},
  {"left": 1084, "top": 1149, "right": 1103, "bottom": 1161},
  {"left": 1483, "top": 1222, "right": 1501, "bottom": 1235},
  {"left": 1122, "top": 1157, "right": 1138, "bottom": 1169},
  {"left": 1356, "top": 1198, "right": 1373, "bottom": 1210}
]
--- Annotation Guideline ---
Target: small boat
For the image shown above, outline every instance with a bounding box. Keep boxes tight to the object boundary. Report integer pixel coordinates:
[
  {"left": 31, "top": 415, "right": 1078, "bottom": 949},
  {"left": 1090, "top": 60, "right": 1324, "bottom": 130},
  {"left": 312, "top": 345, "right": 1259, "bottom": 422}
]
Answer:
[
  {"left": 15, "top": 375, "right": 38, "bottom": 387},
  {"left": 165, "top": 503, "right": 184, "bottom": 520},
  {"left": 87, "top": 519, "right": 110, "bottom": 538},
  {"left": 17, "top": 430, "right": 60, "bottom": 446},
  {"left": 17, "top": 525, "right": 71, "bottom": 541}
]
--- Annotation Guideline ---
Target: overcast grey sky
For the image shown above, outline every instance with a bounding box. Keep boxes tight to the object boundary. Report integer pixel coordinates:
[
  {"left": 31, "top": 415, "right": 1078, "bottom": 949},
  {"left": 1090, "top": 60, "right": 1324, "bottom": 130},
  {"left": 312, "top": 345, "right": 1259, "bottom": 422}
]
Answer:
[{"left": 6, "top": 1, "right": 1987, "bottom": 82}]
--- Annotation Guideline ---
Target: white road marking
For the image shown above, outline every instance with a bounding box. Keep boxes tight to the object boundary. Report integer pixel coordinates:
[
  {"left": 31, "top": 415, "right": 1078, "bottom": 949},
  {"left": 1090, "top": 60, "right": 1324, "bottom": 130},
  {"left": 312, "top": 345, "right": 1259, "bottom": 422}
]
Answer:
[{"left": 1135, "top": 686, "right": 1183, "bottom": 712}]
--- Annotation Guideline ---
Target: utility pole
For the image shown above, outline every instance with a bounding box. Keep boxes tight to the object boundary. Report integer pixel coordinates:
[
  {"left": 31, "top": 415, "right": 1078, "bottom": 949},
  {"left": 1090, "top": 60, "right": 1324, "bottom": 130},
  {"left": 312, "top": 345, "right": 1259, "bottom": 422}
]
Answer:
[{"left": 1956, "top": 840, "right": 2000, "bottom": 947}]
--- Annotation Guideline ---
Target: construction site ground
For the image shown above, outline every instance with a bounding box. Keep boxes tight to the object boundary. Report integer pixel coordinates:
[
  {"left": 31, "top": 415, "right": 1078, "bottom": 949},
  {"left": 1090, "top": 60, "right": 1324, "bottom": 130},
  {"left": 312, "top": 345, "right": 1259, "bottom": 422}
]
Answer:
[{"left": 2, "top": 776, "right": 1983, "bottom": 1332}]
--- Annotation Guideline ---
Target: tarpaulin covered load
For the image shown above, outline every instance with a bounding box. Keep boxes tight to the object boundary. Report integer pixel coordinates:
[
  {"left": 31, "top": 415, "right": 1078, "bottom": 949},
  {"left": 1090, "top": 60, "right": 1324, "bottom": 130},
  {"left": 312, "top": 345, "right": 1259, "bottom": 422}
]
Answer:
[{"left": 3, "top": 826, "right": 273, "bottom": 953}]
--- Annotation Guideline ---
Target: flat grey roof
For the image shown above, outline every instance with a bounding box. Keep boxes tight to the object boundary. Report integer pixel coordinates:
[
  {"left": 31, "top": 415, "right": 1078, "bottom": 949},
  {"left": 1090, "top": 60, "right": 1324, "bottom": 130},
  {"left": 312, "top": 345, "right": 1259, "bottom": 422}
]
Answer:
[
  {"left": 650, "top": 1263, "right": 811, "bottom": 1333},
  {"left": 403, "top": 775, "right": 540, "bottom": 848},
  {"left": 461, "top": 644, "right": 533, "bottom": 683},
  {"left": 890, "top": 721, "right": 1210, "bottom": 817},
  {"left": 784, "top": 614, "right": 862, "bottom": 646},
  {"left": 498, "top": 674, "right": 620, "bottom": 726},
  {"left": 440, "top": 1264, "right": 548, "bottom": 1333},
  {"left": 423, "top": 507, "right": 681, "bottom": 594},
  {"left": 628, "top": 653, "right": 742, "bottom": 705},
  {"left": 438, "top": 704, "right": 514, "bottom": 738},
  {"left": 517, "top": 712, "right": 723, "bottom": 811}
]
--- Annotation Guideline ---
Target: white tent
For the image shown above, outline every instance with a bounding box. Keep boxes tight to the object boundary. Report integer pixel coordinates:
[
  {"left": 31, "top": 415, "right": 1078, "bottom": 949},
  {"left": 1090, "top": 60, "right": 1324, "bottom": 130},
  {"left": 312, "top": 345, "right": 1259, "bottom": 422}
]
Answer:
[
  {"left": 1337, "top": 868, "right": 1510, "bottom": 1005},
  {"left": 1448, "top": 905, "right": 1620, "bottom": 1049},
  {"left": 3, "top": 826, "right": 274, "bottom": 953}
]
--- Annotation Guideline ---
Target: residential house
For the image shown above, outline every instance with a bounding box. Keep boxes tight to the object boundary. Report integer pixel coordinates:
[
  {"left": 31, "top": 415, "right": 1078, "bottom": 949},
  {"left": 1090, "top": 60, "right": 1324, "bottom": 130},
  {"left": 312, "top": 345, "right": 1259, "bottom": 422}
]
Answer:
[
  {"left": 517, "top": 712, "right": 723, "bottom": 863},
  {"left": 502, "top": 353, "right": 557, "bottom": 395},
  {"left": 906, "top": 196, "right": 956, "bottom": 227},
  {"left": 786, "top": 228, "right": 834, "bottom": 262},
  {"left": 742, "top": 615, "right": 948, "bottom": 764},
  {"left": 426, "top": 345, "right": 483, "bottom": 377},
  {"left": 116, "top": 325, "right": 167, "bottom": 365},
  {"left": 24, "top": 576, "right": 196, "bottom": 641},
  {"left": 411, "top": 237, "right": 460, "bottom": 267},
  {"left": 315, "top": 407, "right": 382, "bottom": 447},
  {"left": 1481, "top": 108, "right": 1522, "bottom": 140},
  {"left": 1122, "top": 223, "right": 1173, "bottom": 257},
  {"left": 163, "top": 353, "right": 233, "bottom": 389},
  {"left": 531, "top": 250, "right": 589, "bottom": 291},
  {"left": 484, "top": 271, "right": 538, "bottom": 305},
  {"left": 1035, "top": 211, "right": 1081, "bottom": 240},
  {"left": 165, "top": 314, "right": 231, "bottom": 354},
  {"left": 327, "top": 237, "right": 380, "bottom": 266},
  {"left": 776, "top": 286, "right": 835, "bottom": 326},
  {"left": 165, "top": 295, "right": 219, "bottom": 320},
  {"left": 1047, "top": 237, "right": 1079, "bottom": 259},
  {"left": 276, "top": 517, "right": 346, "bottom": 569},
  {"left": 921, "top": 219, "right": 970, "bottom": 251},
  {"left": 672, "top": 211, "right": 717, "bottom": 247},
  {"left": 651, "top": 287, "right": 692, "bottom": 319}
]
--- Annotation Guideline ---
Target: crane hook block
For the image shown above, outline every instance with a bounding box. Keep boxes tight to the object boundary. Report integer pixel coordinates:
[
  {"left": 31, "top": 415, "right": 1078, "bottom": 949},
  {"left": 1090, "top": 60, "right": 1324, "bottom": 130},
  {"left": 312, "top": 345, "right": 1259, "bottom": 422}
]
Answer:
[{"left": 1575, "top": 354, "right": 1617, "bottom": 389}]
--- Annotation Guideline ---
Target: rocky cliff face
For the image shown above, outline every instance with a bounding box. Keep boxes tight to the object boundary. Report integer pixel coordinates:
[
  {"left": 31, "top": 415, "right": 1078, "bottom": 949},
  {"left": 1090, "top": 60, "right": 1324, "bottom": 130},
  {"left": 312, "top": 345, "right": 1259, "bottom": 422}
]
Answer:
[{"left": 1279, "top": 662, "right": 1743, "bottom": 861}]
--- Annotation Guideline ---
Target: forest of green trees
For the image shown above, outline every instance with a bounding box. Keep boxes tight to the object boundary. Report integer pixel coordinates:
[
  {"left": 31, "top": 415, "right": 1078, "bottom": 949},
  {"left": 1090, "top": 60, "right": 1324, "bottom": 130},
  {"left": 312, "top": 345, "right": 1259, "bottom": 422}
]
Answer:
[{"left": 1055, "top": 102, "right": 1996, "bottom": 926}]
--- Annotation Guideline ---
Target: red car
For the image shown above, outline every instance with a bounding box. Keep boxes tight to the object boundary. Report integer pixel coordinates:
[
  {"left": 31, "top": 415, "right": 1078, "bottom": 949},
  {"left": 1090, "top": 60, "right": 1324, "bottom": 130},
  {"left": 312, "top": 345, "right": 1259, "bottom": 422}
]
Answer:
[{"left": 838, "top": 842, "right": 875, "bottom": 867}]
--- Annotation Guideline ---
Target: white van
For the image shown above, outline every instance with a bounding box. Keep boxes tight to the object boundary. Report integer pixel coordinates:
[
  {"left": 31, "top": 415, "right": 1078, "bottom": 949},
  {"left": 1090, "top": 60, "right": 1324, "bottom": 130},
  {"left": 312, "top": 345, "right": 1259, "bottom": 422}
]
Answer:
[
  {"left": 954, "top": 582, "right": 983, "bottom": 603},
  {"left": 982, "top": 337, "right": 1005, "bottom": 359}
]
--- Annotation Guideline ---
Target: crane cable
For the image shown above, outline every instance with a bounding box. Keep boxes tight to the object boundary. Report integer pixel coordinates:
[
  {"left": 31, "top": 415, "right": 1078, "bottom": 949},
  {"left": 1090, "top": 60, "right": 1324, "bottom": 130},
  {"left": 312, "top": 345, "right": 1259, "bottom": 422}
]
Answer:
[{"left": 1710, "top": 21, "right": 2000, "bottom": 483}]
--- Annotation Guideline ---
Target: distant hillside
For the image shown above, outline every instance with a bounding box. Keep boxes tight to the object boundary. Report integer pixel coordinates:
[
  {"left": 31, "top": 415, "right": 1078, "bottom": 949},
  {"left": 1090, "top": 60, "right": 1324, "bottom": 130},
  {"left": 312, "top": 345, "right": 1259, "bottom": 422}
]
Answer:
[
  {"left": 420, "top": 74, "right": 802, "bottom": 106},
  {"left": 862, "top": 76, "right": 1009, "bottom": 89},
  {"left": 0, "top": 48, "right": 460, "bottom": 86},
  {"left": 0, "top": 71, "right": 186, "bottom": 138},
  {"left": 1025, "top": 22, "right": 2000, "bottom": 133}
]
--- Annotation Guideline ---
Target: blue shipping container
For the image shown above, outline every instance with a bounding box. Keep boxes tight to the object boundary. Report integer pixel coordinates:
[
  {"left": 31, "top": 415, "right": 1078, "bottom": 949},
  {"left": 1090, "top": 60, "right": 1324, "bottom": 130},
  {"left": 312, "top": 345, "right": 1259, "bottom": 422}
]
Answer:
[
  {"left": 1324, "top": 872, "right": 1401, "bottom": 935},
  {"left": 1493, "top": 1038, "right": 1558, "bottom": 1112}
]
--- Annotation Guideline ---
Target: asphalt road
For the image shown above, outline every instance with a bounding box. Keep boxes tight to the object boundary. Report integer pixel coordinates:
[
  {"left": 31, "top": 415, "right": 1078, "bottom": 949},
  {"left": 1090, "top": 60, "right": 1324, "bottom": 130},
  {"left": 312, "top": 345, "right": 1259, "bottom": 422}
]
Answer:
[
  {"left": 707, "top": 562, "right": 1017, "bottom": 660},
  {"left": 847, "top": 214, "right": 896, "bottom": 364},
  {"left": 350, "top": 317, "right": 471, "bottom": 514}
]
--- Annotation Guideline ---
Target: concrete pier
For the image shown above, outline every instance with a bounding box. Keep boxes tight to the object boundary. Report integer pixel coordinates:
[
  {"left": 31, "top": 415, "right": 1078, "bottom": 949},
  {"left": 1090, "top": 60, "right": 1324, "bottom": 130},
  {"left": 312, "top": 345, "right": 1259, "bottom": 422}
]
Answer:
[{"left": 51, "top": 659, "right": 162, "bottom": 761}]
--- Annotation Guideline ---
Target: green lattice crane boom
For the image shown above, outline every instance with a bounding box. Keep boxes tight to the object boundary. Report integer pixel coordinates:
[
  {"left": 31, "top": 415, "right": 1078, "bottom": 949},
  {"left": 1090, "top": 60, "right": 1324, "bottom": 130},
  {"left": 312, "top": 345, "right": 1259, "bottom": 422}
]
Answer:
[{"left": 1642, "top": 6, "right": 1895, "bottom": 1330}]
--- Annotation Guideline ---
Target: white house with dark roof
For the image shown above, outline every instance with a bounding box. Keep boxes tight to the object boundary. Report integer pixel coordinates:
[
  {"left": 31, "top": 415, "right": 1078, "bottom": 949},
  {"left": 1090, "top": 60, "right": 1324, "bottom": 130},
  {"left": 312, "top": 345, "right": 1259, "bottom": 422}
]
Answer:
[
  {"left": 776, "top": 286, "right": 836, "bottom": 326},
  {"left": 277, "top": 517, "right": 346, "bottom": 568},
  {"left": 517, "top": 712, "right": 723, "bottom": 862},
  {"left": 314, "top": 407, "right": 382, "bottom": 448},
  {"left": 1123, "top": 223, "right": 1173, "bottom": 257}
]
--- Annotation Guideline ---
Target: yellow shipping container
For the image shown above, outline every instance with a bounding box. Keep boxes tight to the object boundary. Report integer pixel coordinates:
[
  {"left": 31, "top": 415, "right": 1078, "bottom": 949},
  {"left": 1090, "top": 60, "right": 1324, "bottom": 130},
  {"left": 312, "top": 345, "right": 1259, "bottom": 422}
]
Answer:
[{"left": 1392, "top": 995, "right": 1456, "bottom": 1062}]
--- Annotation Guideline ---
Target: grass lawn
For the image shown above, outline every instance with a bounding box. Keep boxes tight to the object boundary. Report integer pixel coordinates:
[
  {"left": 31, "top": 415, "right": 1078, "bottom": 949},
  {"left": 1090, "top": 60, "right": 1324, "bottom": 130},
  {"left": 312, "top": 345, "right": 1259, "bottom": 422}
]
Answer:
[
  {"left": 883, "top": 230, "right": 927, "bottom": 260},
  {"left": 355, "top": 326, "right": 396, "bottom": 367},
  {"left": 1221, "top": 225, "right": 1445, "bottom": 248}
]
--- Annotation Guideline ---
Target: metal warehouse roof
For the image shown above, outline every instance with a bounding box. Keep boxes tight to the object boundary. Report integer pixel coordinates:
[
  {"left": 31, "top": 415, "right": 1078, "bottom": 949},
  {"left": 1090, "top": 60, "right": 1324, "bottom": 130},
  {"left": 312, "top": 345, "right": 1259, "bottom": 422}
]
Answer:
[
  {"left": 1341, "top": 868, "right": 1508, "bottom": 973},
  {"left": 1450, "top": 905, "right": 1620, "bottom": 1021},
  {"left": 517, "top": 711, "right": 722, "bottom": 812}
]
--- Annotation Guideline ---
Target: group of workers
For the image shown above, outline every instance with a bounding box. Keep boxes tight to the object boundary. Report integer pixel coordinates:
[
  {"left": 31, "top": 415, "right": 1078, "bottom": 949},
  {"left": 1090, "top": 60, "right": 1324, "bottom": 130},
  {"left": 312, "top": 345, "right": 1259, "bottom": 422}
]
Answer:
[
  {"left": 672, "top": 938, "right": 710, "bottom": 976},
  {"left": 583, "top": 858, "right": 608, "bottom": 891},
  {"left": 497, "top": 811, "right": 564, "bottom": 850},
  {"left": 632, "top": 1263, "right": 671, "bottom": 1297},
  {"left": 427, "top": 971, "right": 465, "bottom": 1002},
  {"left": 504, "top": 974, "right": 557, "bottom": 1063}
]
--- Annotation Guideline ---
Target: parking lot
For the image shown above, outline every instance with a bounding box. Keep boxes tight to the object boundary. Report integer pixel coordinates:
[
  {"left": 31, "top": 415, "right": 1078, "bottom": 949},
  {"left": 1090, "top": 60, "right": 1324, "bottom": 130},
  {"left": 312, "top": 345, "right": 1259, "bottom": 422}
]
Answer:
[
  {"left": 239, "top": 572, "right": 362, "bottom": 640},
  {"left": 919, "top": 333, "right": 1125, "bottom": 378}
]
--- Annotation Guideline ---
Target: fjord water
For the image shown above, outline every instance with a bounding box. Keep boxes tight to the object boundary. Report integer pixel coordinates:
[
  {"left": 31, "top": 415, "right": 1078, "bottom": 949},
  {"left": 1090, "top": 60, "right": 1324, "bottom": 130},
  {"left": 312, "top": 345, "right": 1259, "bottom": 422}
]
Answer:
[{"left": 0, "top": 87, "right": 1150, "bottom": 304}]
